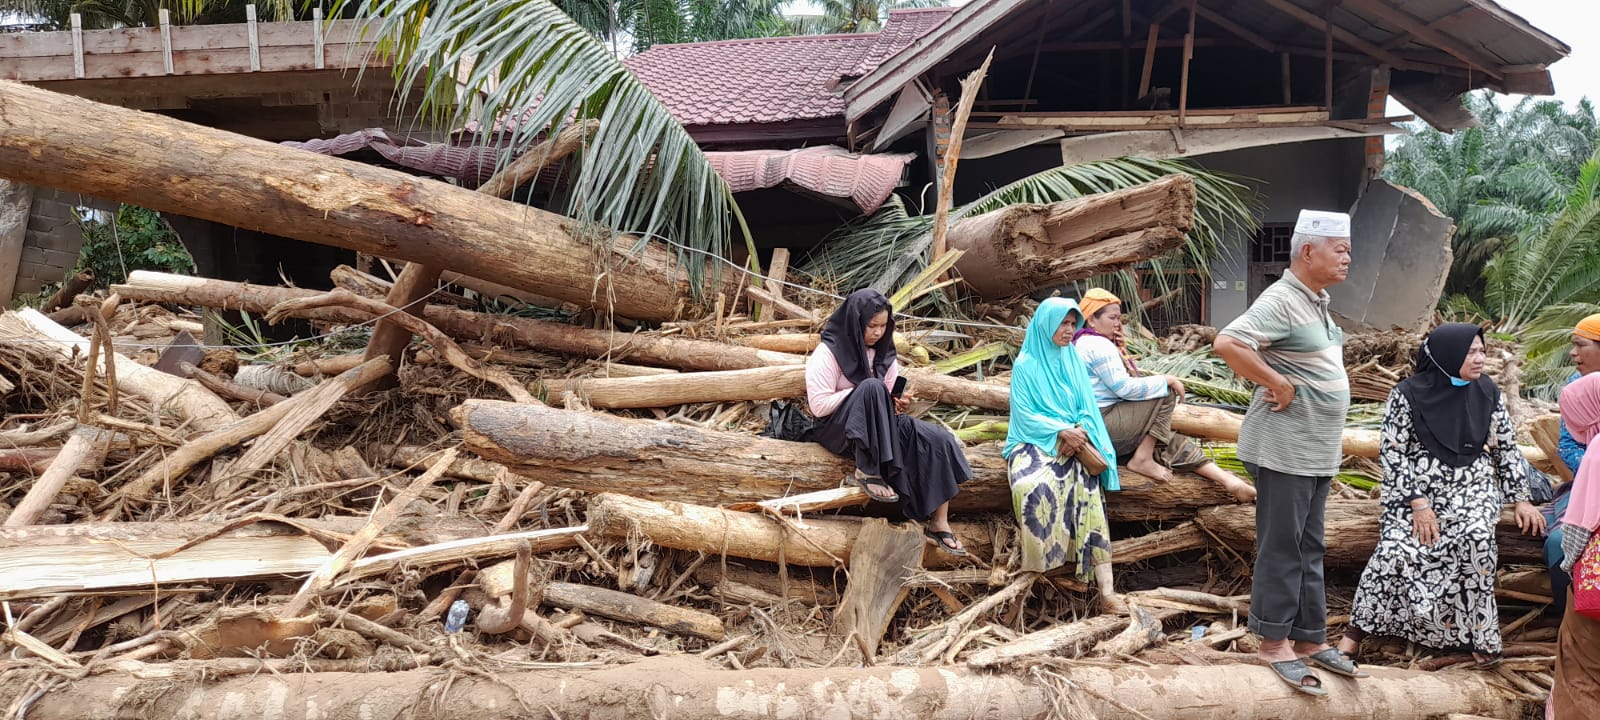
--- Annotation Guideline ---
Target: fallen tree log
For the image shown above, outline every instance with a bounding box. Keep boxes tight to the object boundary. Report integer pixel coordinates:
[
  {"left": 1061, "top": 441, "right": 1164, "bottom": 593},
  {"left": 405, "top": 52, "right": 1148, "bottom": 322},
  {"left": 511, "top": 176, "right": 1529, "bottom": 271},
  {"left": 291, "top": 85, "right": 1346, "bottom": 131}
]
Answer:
[
  {"left": 108, "top": 273, "right": 1549, "bottom": 465},
  {"left": 0, "top": 81, "right": 736, "bottom": 321},
  {"left": 453, "top": 399, "right": 1235, "bottom": 520},
  {"left": 1194, "top": 502, "right": 1547, "bottom": 568},
  {"left": 6, "top": 655, "right": 1527, "bottom": 720},
  {"left": 948, "top": 175, "right": 1195, "bottom": 299},
  {"left": 586, "top": 492, "right": 990, "bottom": 570}
]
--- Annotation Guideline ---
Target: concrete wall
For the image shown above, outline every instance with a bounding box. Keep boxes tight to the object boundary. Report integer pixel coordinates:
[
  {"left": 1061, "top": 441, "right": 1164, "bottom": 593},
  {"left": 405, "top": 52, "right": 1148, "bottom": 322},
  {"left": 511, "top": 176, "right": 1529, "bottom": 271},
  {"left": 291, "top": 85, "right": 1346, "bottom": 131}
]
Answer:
[
  {"left": 7, "top": 186, "right": 116, "bottom": 300},
  {"left": 1193, "top": 138, "right": 1368, "bottom": 326}
]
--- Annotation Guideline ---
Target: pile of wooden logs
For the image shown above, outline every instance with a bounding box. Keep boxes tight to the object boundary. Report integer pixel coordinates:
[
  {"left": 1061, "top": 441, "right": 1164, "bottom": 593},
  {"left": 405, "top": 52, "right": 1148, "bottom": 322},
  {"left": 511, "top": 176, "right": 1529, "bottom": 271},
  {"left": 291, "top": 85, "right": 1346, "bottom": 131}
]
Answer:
[{"left": 0, "top": 264, "right": 1562, "bottom": 720}]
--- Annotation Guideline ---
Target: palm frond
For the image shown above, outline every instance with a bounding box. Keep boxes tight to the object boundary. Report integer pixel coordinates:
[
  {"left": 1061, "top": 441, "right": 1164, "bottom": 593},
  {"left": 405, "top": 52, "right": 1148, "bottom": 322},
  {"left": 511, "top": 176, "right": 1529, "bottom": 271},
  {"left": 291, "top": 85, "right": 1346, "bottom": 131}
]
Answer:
[{"left": 332, "top": 0, "right": 743, "bottom": 301}]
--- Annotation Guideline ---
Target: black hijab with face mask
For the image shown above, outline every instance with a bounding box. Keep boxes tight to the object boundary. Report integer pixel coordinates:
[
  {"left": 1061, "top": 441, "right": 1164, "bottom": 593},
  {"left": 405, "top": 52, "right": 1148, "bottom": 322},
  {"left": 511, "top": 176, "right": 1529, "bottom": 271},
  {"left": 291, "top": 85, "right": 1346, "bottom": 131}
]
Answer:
[
  {"left": 1395, "top": 323, "right": 1500, "bottom": 468},
  {"left": 819, "top": 289, "right": 897, "bottom": 384}
]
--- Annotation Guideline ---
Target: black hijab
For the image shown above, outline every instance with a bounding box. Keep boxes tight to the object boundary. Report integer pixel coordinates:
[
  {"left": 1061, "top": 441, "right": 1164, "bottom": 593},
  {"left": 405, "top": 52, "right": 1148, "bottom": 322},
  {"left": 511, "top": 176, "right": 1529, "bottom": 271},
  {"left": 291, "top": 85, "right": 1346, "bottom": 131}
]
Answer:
[
  {"left": 1396, "top": 323, "right": 1500, "bottom": 468},
  {"left": 819, "top": 289, "right": 897, "bottom": 384}
]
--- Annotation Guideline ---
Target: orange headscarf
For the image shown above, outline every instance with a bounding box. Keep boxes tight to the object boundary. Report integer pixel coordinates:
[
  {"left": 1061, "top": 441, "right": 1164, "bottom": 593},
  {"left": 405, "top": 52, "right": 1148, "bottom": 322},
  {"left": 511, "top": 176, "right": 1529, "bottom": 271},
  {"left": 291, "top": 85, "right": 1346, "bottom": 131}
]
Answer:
[
  {"left": 1078, "top": 288, "right": 1121, "bottom": 321},
  {"left": 1576, "top": 313, "right": 1600, "bottom": 343}
]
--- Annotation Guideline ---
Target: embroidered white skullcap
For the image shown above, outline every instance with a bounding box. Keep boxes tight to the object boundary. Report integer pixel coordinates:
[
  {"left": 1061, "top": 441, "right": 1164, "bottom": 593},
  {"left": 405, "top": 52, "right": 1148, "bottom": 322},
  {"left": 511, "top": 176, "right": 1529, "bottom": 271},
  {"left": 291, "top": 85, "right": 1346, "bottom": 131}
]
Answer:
[{"left": 1294, "top": 209, "right": 1350, "bottom": 237}]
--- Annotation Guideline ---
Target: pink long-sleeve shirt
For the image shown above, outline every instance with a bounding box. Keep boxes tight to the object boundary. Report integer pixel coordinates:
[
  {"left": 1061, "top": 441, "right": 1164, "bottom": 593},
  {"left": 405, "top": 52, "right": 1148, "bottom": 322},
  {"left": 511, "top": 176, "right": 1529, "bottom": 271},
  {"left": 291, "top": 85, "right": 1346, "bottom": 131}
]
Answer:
[{"left": 804, "top": 344, "right": 900, "bottom": 418}]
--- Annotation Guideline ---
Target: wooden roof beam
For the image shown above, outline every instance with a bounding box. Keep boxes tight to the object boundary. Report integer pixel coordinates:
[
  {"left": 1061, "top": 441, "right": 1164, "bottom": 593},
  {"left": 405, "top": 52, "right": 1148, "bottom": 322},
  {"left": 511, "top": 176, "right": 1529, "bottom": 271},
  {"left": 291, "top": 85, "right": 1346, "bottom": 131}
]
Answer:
[
  {"left": 1379, "top": 5, "right": 1473, "bottom": 50},
  {"left": 1342, "top": 0, "right": 1502, "bottom": 79},
  {"left": 1194, "top": 5, "right": 1279, "bottom": 53},
  {"left": 1255, "top": 0, "right": 1430, "bottom": 72}
]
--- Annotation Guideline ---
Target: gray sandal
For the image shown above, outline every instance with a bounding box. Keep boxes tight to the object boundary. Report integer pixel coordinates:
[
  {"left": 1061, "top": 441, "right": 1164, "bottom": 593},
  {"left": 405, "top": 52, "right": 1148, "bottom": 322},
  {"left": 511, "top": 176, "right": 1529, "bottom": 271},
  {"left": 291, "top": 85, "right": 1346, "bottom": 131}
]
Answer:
[
  {"left": 1268, "top": 659, "right": 1328, "bottom": 697},
  {"left": 1305, "top": 648, "right": 1369, "bottom": 678}
]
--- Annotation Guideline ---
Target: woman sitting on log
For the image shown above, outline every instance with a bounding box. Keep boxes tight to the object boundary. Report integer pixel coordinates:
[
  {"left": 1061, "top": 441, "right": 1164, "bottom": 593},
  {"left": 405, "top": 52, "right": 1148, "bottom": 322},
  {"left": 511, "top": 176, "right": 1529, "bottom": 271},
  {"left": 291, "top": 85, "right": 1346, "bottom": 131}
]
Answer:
[
  {"left": 805, "top": 288, "right": 973, "bottom": 556},
  {"left": 1005, "top": 297, "right": 1124, "bottom": 610},
  {"left": 1074, "top": 288, "right": 1256, "bottom": 503},
  {"left": 1338, "top": 323, "right": 1545, "bottom": 667},
  {"left": 1551, "top": 371, "right": 1600, "bottom": 717}
]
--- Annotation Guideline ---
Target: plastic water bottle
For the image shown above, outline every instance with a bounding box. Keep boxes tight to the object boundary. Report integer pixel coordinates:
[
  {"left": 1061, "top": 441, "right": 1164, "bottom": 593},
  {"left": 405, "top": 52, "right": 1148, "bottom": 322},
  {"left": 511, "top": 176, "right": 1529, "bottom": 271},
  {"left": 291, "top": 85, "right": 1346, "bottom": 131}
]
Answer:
[{"left": 444, "top": 599, "right": 470, "bottom": 633}]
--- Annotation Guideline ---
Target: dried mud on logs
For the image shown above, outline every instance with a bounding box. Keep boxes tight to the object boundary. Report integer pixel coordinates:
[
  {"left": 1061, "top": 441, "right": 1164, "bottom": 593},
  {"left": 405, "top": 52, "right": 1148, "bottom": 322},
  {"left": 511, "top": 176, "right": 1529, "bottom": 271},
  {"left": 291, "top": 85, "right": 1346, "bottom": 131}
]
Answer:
[{"left": 4, "top": 656, "right": 1528, "bottom": 720}]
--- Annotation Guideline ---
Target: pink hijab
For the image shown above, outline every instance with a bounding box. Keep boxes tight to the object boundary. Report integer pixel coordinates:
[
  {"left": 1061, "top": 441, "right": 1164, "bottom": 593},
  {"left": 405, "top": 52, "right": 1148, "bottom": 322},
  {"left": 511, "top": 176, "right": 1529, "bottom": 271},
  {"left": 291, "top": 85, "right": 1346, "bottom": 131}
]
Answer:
[{"left": 1560, "top": 372, "right": 1600, "bottom": 531}]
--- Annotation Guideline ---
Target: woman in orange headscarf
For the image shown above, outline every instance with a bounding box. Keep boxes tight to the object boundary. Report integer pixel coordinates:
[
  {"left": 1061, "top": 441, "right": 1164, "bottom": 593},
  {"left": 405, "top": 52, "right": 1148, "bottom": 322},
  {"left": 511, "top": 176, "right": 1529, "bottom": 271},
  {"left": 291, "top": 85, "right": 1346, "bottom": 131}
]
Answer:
[{"left": 1073, "top": 288, "right": 1256, "bottom": 502}]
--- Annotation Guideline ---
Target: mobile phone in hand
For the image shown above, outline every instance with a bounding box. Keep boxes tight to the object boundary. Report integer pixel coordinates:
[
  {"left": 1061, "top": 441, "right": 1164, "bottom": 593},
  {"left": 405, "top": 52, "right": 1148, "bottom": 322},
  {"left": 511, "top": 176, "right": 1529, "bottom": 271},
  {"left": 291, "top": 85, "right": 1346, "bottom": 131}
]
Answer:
[{"left": 892, "top": 376, "right": 908, "bottom": 398}]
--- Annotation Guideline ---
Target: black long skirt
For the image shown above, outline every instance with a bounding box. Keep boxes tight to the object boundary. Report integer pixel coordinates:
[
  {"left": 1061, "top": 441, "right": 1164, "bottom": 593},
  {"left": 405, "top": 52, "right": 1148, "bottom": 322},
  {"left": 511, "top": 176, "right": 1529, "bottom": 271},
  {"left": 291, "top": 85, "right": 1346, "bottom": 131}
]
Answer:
[{"left": 812, "top": 377, "right": 971, "bottom": 520}]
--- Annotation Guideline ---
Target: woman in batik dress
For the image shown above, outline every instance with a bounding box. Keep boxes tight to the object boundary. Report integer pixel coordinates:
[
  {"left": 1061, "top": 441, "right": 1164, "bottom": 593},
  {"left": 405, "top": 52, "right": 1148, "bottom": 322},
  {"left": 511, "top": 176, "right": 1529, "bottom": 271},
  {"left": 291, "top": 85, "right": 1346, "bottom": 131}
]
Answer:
[
  {"left": 1339, "top": 323, "right": 1546, "bottom": 665},
  {"left": 1005, "top": 297, "right": 1123, "bottom": 611}
]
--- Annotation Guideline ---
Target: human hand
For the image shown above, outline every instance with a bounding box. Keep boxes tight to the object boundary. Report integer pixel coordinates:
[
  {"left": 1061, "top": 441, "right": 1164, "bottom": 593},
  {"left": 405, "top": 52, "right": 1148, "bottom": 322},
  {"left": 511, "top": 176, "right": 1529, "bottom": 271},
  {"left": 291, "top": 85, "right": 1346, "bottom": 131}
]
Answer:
[
  {"left": 1057, "top": 427, "right": 1089, "bottom": 454},
  {"left": 1411, "top": 502, "right": 1440, "bottom": 546},
  {"left": 892, "top": 394, "right": 911, "bottom": 414},
  {"left": 1262, "top": 378, "right": 1296, "bottom": 411},
  {"left": 1514, "top": 501, "right": 1547, "bottom": 536},
  {"left": 1164, "top": 375, "right": 1187, "bottom": 400}
]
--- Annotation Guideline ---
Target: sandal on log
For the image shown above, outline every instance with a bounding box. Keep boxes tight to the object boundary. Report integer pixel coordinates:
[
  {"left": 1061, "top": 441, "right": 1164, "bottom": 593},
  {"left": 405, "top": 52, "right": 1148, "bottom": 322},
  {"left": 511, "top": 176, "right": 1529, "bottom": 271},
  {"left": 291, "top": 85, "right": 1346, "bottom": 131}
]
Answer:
[
  {"left": 922, "top": 528, "right": 968, "bottom": 557},
  {"left": 845, "top": 472, "right": 899, "bottom": 503},
  {"left": 1304, "top": 648, "right": 1369, "bottom": 678},
  {"left": 1268, "top": 659, "right": 1328, "bottom": 697}
]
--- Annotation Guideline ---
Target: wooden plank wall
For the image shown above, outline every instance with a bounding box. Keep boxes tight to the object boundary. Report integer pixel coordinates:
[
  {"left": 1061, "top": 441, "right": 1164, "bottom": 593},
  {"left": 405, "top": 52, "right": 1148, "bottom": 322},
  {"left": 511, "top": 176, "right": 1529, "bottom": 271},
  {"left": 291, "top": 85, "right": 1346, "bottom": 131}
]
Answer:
[{"left": 0, "top": 11, "right": 385, "bottom": 83}]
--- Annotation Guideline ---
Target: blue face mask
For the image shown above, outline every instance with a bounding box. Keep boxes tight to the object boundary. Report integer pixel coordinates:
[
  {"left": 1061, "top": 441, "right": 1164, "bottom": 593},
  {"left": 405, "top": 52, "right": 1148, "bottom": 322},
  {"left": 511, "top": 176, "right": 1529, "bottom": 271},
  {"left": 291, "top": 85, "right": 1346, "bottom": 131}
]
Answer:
[{"left": 1424, "top": 341, "right": 1473, "bottom": 387}]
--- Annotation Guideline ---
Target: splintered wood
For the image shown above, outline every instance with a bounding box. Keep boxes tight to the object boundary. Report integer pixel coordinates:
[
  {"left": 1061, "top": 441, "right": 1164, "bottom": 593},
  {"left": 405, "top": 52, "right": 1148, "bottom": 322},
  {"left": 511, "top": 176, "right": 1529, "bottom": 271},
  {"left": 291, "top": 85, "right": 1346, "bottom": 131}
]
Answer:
[{"left": 0, "top": 258, "right": 1556, "bottom": 718}]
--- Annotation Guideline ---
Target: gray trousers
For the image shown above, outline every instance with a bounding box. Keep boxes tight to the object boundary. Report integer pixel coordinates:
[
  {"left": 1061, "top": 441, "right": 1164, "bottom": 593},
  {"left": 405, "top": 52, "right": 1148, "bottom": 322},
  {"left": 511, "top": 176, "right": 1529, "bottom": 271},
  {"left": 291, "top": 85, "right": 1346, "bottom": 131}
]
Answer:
[{"left": 1243, "top": 463, "right": 1330, "bottom": 643}]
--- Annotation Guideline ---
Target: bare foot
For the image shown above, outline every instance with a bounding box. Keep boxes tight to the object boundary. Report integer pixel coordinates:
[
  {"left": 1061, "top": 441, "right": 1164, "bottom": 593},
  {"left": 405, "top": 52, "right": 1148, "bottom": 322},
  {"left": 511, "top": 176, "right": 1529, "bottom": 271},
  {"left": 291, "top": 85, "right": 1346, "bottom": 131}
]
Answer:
[
  {"left": 1226, "top": 478, "right": 1258, "bottom": 503},
  {"left": 1127, "top": 457, "right": 1172, "bottom": 481},
  {"left": 1257, "top": 638, "right": 1298, "bottom": 664},
  {"left": 1336, "top": 637, "right": 1359, "bottom": 657},
  {"left": 1100, "top": 593, "right": 1129, "bottom": 614}
]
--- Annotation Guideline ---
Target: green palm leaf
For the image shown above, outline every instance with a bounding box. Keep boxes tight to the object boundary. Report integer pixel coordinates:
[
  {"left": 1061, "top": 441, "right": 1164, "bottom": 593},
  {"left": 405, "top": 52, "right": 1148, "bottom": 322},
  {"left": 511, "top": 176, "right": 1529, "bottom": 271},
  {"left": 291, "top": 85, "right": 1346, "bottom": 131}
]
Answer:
[{"left": 331, "top": 0, "right": 743, "bottom": 299}]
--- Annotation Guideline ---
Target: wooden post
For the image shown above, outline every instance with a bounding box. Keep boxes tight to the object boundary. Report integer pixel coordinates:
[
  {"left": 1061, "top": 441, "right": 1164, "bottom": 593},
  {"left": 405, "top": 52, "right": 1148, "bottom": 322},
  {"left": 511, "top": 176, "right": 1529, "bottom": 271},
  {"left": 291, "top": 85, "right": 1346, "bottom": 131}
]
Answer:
[
  {"left": 69, "top": 14, "right": 83, "bottom": 79},
  {"left": 1281, "top": 52, "right": 1292, "bottom": 104},
  {"left": 246, "top": 5, "right": 260, "bottom": 72},
  {"left": 1178, "top": 0, "right": 1196, "bottom": 125},
  {"left": 755, "top": 248, "right": 790, "bottom": 323},
  {"left": 1137, "top": 22, "right": 1159, "bottom": 99},
  {"left": 1324, "top": 13, "right": 1334, "bottom": 112},
  {"left": 159, "top": 9, "right": 173, "bottom": 75},
  {"left": 1120, "top": 0, "right": 1132, "bottom": 107},
  {"left": 312, "top": 8, "right": 325, "bottom": 70},
  {"left": 360, "top": 264, "right": 441, "bottom": 385}
]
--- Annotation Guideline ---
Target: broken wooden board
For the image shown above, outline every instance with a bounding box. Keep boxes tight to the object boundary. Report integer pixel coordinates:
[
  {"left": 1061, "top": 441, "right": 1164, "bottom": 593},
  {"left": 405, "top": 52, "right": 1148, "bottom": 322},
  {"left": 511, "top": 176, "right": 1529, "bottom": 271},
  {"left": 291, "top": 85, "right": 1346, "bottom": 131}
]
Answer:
[{"left": 830, "top": 518, "right": 924, "bottom": 660}]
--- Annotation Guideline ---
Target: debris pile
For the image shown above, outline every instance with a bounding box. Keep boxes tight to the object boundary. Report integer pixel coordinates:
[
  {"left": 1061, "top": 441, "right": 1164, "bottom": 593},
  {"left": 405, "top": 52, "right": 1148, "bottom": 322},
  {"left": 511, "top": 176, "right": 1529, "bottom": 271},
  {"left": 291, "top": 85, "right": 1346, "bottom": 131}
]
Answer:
[{"left": 0, "top": 264, "right": 1561, "bottom": 720}]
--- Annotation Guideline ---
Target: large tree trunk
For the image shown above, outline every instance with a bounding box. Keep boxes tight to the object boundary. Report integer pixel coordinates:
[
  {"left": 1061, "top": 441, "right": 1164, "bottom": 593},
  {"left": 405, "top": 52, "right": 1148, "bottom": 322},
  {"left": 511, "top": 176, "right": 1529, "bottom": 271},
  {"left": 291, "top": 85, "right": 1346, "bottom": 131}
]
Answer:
[
  {"left": 0, "top": 81, "right": 733, "bottom": 321},
  {"left": 948, "top": 175, "right": 1194, "bottom": 298},
  {"left": 453, "top": 399, "right": 1236, "bottom": 520},
  {"left": 1193, "top": 502, "right": 1547, "bottom": 568},
  {"left": 7, "top": 656, "right": 1526, "bottom": 720}
]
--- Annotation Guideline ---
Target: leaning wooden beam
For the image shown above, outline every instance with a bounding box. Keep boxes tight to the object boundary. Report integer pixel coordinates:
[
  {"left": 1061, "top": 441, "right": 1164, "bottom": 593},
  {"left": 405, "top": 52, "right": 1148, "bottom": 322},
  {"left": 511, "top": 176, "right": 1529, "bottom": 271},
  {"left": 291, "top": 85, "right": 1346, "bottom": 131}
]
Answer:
[
  {"left": 586, "top": 492, "right": 990, "bottom": 570},
  {"left": 8, "top": 659, "right": 1526, "bottom": 720},
  {"left": 0, "top": 309, "right": 239, "bottom": 433},
  {"left": 111, "top": 358, "right": 388, "bottom": 503},
  {"left": 947, "top": 175, "right": 1195, "bottom": 298},
  {"left": 0, "top": 81, "right": 737, "bottom": 321},
  {"left": 453, "top": 399, "right": 1236, "bottom": 520}
]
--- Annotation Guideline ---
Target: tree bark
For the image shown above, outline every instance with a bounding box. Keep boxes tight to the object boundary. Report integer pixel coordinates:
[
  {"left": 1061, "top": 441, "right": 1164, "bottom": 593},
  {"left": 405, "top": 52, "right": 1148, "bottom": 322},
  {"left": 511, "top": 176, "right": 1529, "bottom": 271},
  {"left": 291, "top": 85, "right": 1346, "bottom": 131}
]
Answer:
[
  {"left": 586, "top": 492, "right": 990, "bottom": 570},
  {"left": 540, "top": 582, "right": 726, "bottom": 641},
  {"left": 1193, "top": 501, "right": 1547, "bottom": 568},
  {"left": 948, "top": 175, "right": 1195, "bottom": 298},
  {"left": 453, "top": 399, "right": 1235, "bottom": 520},
  {"left": 0, "top": 81, "right": 735, "bottom": 321},
  {"left": 7, "top": 656, "right": 1527, "bottom": 720}
]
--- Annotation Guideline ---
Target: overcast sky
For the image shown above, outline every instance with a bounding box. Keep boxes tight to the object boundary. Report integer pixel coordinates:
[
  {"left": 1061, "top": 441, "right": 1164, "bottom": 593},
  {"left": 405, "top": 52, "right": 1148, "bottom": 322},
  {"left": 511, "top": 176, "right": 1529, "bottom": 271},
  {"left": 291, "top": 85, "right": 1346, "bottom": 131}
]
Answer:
[{"left": 1494, "top": 0, "right": 1596, "bottom": 108}]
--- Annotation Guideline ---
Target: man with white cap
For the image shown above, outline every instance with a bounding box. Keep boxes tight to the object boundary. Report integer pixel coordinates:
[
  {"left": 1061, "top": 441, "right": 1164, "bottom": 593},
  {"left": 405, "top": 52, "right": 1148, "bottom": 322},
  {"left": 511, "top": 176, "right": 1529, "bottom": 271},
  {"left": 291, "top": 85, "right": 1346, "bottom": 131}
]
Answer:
[{"left": 1214, "top": 209, "right": 1357, "bottom": 696}]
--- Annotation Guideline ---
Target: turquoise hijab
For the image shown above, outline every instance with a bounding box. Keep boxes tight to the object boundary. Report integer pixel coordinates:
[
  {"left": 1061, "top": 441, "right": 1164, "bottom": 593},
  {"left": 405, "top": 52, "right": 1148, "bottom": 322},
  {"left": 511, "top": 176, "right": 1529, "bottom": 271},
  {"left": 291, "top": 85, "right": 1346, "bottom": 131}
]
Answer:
[{"left": 1005, "top": 297, "right": 1120, "bottom": 491}]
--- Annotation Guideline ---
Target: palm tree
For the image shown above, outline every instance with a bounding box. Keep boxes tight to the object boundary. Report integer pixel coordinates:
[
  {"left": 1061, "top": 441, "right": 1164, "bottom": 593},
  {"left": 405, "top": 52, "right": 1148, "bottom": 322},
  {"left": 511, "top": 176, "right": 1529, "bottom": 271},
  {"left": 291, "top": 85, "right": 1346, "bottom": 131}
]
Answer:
[
  {"left": 785, "top": 0, "right": 945, "bottom": 35},
  {"left": 1476, "top": 149, "right": 1600, "bottom": 394},
  {"left": 330, "top": 0, "right": 744, "bottom": 298},
  {"left": 553, "top": 0, "right": 788, "bottom": 54},
  {"left": 1386, "top": 92, "right": 1599, "bottom": 302}
]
